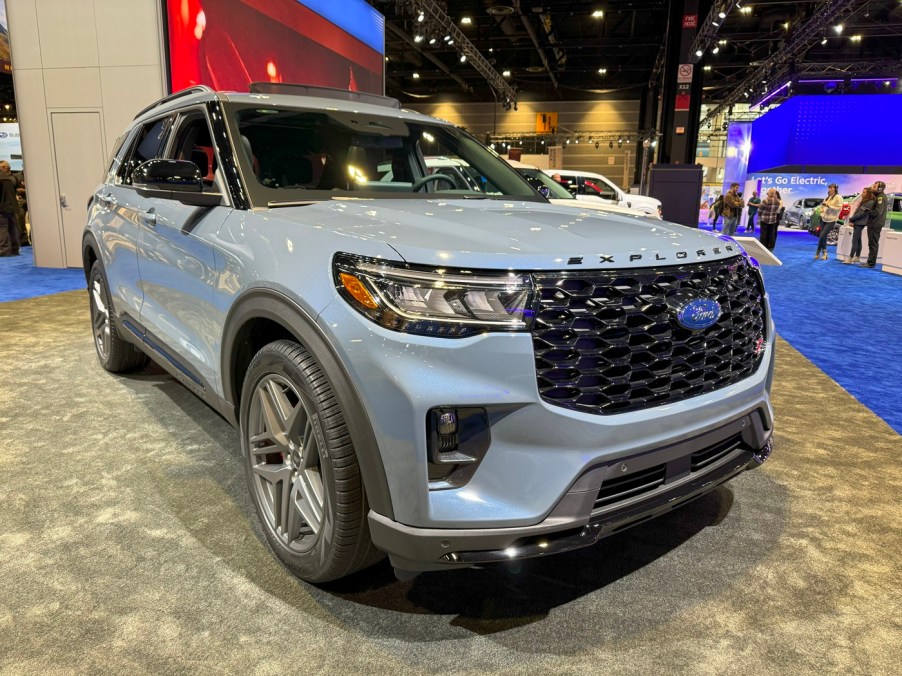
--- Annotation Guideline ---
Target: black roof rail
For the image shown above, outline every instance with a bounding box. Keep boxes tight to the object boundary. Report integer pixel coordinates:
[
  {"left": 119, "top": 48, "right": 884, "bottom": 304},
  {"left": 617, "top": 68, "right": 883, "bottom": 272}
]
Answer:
[
  {"left": 248, "top": 82, "right": 401, "bottom": 109},
  {"left": 133, "top": 85, "right": 216, "bottom": 120}
]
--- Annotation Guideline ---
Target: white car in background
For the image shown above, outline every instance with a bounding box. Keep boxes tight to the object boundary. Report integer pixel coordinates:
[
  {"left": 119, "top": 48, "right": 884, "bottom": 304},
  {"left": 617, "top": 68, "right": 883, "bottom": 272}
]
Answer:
[
  {"left": 506, "top": 159, "right": 649, "bottom": 218},
  {"left": 543, "top": 168, "right": 663, "bottom": 219}
]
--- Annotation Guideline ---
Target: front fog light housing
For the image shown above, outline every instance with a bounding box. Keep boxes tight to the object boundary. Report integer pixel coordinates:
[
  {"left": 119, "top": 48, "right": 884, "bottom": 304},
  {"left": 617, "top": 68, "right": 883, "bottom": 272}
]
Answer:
[
  {"left": 427, "top": 407, "right": 491, "bottom": 488},
  {"left": 333, "top": 253, "right": 537, "bottom": 337}
]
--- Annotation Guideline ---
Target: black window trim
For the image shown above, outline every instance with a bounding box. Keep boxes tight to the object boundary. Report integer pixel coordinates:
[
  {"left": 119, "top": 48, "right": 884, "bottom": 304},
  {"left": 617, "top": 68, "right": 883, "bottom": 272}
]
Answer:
[{"left": 166, "top": 105, "right": 232, "bottom": 208}]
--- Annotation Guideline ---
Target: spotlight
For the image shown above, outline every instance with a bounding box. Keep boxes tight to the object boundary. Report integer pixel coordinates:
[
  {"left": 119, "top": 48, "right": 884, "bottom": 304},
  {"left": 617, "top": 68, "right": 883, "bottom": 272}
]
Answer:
[
  {"left": 850, "top": 35, "right": 862, "bottom": 42},
  {"left": 414, "top": 34, "right": 424, "bottom": 43},
  {"left": 597, "top": 67, "right": 607, "bottom": 74},
  {"left": 412, "top": 72, "right": 420, "bottom": 79},
  {"left": 460, "top": 16, "right": 472, "bottom": 25},
  {"left": 428, "top": 37, "right": 436, "bottom": 44},
  {"left": 460, "top": 54, "right": 467, "bottom": 62},
  {"left": 566, "top": 138, "right": 571, "bottom": 144},
  {"left": 821, "top": 37, "right": 827, "bottom": 45},
  {"left": 740, "top": 6, "right": 751, "bottom": 14},
  {"left": 704, "top": 65, "right": 712, "bottom": 71},
  {"left": 417, "top": 12, "right": 425, "bottom": 23},
  {"left": 592, "top": 10, "right": 604, "bottom": 19},
  {"left": 712, "top": 46, "right": 720, "bottom": 54},
  {"left": 444, "top": 35, "right": 452, "bottom": 42},
  {"left": 718, "top": 11, "right": 726, "bottom": 19},
  {"left": 651, "top": 139, "right": 658, "bottom": 148},
  {"left": 833, "top": 24, "right": 843, "bottom": 34},
  {"left": 695, "top": 49, "right": 704, "bottom": 58}
]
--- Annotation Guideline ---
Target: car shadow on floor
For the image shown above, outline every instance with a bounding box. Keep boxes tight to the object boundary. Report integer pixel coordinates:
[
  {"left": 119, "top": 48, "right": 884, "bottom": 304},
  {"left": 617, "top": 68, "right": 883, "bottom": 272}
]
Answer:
[{"left": 113, "top": 360, "right": 785, "bottom": 649}]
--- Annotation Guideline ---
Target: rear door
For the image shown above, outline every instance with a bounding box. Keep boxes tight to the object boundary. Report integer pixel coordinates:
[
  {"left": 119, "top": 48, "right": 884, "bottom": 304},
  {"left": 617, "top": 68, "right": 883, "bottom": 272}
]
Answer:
[{"left": 135, "top": 106, "right": 231, "bottom": 392}]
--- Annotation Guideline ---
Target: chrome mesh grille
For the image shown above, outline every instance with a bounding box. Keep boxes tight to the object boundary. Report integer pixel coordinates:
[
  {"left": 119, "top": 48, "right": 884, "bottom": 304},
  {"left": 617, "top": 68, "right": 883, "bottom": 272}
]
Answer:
[{"left": 532, "top": 256, "right": 766, "bottom": 415}]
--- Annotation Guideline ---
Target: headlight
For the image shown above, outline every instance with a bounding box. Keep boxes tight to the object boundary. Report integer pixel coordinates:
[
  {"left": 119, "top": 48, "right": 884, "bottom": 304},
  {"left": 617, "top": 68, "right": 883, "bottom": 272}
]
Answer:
[{"left": 333, "top": 253, "right": 536, "bottom": 338}]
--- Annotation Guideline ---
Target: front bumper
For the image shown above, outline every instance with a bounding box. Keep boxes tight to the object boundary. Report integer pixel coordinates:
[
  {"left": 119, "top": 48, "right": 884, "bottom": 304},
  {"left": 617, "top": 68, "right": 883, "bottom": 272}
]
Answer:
[{"left": 369, "top": 412, "right": 772, "bottom": 572}]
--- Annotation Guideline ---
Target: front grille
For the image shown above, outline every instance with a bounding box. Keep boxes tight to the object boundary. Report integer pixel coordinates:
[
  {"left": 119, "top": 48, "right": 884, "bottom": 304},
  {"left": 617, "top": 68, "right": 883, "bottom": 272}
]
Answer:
[{"left": 532, "top": 256, "right": 766, "bottom": 415}]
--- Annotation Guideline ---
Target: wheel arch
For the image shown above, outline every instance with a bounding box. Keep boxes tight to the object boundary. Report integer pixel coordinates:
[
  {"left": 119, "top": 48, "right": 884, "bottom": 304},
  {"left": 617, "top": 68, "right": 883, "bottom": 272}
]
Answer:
[
  {"left": 82, "top": 231, "right": 100, "bottom": 284},
  {"left": 222, "top": 289, "right": 394, "bottom": 520}
]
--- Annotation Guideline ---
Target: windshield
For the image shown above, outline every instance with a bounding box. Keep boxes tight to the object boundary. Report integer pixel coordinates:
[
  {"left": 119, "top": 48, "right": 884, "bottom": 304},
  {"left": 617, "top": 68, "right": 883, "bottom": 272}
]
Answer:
[
  {"left": 518, "top": 168, "right": 574, "bottom": 200},
  {"left": 226, "top": 104, "right": 542, "bottom": 206}
]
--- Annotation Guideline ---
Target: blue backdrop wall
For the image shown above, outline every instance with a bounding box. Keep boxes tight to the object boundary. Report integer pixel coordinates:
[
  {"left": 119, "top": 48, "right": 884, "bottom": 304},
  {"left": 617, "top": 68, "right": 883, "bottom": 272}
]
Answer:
[{"left": 748, "top": 95, "right": 902, "bottom": 173}]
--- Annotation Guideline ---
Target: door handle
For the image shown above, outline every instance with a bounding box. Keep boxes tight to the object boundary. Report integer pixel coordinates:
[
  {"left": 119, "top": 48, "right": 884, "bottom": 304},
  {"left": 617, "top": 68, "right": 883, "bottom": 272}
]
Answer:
[
  {"left": 141, "top": 210, "right": 157, "bottom": 226},
  {"left": 59, "top": 194, "right": 69, "bottom": 209},
  {"left": 98, "top": 193, "right": 114, "bottom": 207}
]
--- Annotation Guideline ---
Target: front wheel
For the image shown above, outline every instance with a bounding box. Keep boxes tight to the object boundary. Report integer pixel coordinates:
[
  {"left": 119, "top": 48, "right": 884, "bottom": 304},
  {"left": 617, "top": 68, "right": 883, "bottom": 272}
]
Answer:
[{"left": 240, "top": 340, "right": 383, "bottom": 582}]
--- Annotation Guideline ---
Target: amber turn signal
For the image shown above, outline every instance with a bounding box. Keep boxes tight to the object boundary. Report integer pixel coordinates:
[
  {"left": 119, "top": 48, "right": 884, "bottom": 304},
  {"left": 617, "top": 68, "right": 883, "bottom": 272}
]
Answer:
[{"left": 339, "top": 272, "right": 379, "bottom": 309}]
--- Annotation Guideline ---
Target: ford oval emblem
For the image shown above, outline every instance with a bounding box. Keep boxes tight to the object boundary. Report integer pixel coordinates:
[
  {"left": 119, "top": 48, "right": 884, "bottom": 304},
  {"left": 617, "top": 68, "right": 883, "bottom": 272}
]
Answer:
[
  {"left": 670, "top": 293, "right": 721, "bottom": 331},
  {"left": 0, "top": 132, "right": 7, "bottom": 138}
]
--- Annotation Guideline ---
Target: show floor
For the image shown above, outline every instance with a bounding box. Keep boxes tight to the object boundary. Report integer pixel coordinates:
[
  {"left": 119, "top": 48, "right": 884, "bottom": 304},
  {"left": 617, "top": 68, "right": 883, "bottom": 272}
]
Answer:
[{"left": 1, "top": 292, "right": 901, "bottom": 672}]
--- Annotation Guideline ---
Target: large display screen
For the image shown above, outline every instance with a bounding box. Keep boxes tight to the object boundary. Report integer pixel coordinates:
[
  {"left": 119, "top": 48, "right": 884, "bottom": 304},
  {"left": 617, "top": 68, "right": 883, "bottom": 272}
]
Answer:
[
  {"left": 166, "top": 0, "right": 384, "bottom": 94},
  {"left": 749, "top": 95, "right": 902, "bottom": 172}
]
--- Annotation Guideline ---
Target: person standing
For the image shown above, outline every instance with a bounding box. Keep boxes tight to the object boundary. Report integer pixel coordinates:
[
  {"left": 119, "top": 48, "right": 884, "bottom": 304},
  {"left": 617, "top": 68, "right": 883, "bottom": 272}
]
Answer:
[
  {"left": 0, "top": 161, "right": 19, "bottom": 257},
  {"left": 746, "top": 191, "right": 761, "bottom": 232},
  {"left": 710, "top": 193, "right": 724, "bottom": 230},
  {"left": 844, "top": 187, "right": 875, "bottom": 264},
  {"left": 722, "top": 183, "right": 744, "bottom": 237},
  {"left": 814, "top": 183, "right": 843, "bottom": 260},
  {"left": 862, "top": 180, "right": 888, "bottom": 268},
  {"left": 757, "top": 188, "right": 782, "bottom": 251}
]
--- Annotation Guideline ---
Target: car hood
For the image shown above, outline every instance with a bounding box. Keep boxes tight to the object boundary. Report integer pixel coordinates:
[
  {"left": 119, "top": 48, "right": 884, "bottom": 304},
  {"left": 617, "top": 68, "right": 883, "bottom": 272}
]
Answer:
[{"left": 269, "top": 199, "right": 742, "bottom": 270}]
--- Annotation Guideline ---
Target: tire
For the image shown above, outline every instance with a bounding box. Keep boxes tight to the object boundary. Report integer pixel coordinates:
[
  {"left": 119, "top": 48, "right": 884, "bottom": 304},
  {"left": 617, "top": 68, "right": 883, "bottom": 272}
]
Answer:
[
  {"left": 88, "top": 261, "right": 149, "bottom": 373},
  {"left": 240, "top": 340, "right": 383, "bottom": 583}
]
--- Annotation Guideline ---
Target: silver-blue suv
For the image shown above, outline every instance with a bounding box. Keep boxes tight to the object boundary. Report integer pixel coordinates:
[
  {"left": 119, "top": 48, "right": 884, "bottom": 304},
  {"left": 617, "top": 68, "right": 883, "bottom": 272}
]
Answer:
[{"left": 83, "top": 84, "right": 775, "bottom": 582}]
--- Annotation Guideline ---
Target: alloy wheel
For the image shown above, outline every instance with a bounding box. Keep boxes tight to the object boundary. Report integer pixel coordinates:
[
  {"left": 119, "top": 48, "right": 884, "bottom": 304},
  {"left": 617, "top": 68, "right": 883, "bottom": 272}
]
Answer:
[
  {"left": 91, "top": 277, "right": 111, "bottom": 360},
  {"left": 247, "top": 374, "right": 325, "bottom": 552}
]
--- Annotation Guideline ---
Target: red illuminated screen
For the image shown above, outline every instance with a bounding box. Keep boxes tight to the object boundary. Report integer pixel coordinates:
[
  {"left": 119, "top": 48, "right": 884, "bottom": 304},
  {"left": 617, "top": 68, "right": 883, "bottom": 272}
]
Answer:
[{"left": 167, "top": 0, "right": 383, "bottom": 94}]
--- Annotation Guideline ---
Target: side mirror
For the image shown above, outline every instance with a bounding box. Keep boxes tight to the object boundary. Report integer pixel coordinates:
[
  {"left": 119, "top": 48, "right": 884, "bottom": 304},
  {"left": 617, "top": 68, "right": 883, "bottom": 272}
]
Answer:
[
  {"left": 132, "top": 159, "right": 223, "bottom": 207},
  {"left": 133, "top": 159, "right": 202, "bottom": 193}
]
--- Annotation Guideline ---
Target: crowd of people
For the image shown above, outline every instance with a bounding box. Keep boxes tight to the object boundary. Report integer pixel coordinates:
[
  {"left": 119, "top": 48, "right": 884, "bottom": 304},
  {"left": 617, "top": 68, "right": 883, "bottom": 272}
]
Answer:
[
  {"left": 0, "top": 161, "right": 28, "bottom": 257},
  {"left": 707, "top": 180, "right": 889, "bottom": 265}
]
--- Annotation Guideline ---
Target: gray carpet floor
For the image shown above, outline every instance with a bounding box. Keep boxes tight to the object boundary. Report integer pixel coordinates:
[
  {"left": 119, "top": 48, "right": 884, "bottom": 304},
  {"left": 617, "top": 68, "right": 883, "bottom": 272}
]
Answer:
[{"left": 1, "top": 290, "right": 900, "bottom": 675}]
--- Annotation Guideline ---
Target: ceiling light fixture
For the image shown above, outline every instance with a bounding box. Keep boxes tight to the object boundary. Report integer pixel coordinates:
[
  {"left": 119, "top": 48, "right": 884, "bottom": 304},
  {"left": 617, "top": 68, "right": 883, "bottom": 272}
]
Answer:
[
  {"left": 834, "top": 24, "right": 843, "bottom": 33},
  {"left": 740, "top": 6, "right": 751, "bottom": 14},
  {"left": 592, "top": 10, "right": 604, "bottom": 19},
  {"left": 696, "top": 49, "right": 704, "bottom": 57},
  {"left": 417, "top": 12, "right": 425, "bottom": 23},
  {"left": 414, "top": 34, "right": 424, "bottom": 43},
  {"left": 712, "top": 46, "right": 720, "bottom": 54},
  {"left": 704, "top": 65, "right": 712, "bottom": 71},
  {"left": 460, "top": 54, "right": 467, "bottom": 62},
  {"left": 502, "top": 69, "right": 511, "bottom": 77},
  {"left": 412, "top": 72, "right": 420, "bottom": 79},
  {"left": 597, "top": 67, "right": 607, "bottom": 74},
  {"left": 821, "top": 37, "right": 827, "bottom": 45},
  {"left": 718, "top": 11, "right": 727, "bottom": 19},
  {"left": 460, "top": 16, "right": 472, "bottom": 25},
  {"left": 850, "top": 35, "right": 862, "bottom": 42}
]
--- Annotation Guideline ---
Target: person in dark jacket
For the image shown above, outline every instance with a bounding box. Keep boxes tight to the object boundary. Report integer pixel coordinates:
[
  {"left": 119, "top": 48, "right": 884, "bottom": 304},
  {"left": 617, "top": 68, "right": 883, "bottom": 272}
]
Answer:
[
  {"left": 0, "top": 161, "right": 19, "bottom": 257},
  {"left": 844, "top": 187, "right": 875, "bottom": 264},
  {"left": 745, "top": 191, "right": 761, "bottom": 232},
  {"left": 862, "top": 181, "right": 888, "bottom": 268}
]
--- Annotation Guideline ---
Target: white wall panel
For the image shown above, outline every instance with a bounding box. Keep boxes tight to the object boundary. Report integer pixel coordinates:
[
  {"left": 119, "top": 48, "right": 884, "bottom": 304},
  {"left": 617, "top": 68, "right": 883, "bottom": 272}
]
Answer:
[
  {"left": 100, "top": 65, "right": 165, "bottom": 149},
  {"left": 35, "top": 0, "right": 100, "bottom": 69},
  {"left": 5, "top": 0, "right": 42, "bottom": 70},
  {"left": 43, "top": 68, "right": 103, "bottom": 109},
  {"left": 9, "top": 0, "right": 165, "bottom": 267},
  {"left": 10, "top": 69, "right": 66, "bottom": 267},
  {"left": 93, "top": 0, "right": 162, "bottom": 67}
]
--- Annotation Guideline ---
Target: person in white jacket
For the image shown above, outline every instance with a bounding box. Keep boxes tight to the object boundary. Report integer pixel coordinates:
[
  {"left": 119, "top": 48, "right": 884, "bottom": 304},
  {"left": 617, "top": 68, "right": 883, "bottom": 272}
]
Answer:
[{"left": 814, "top": 183, "right": 843, "bottom": 260}]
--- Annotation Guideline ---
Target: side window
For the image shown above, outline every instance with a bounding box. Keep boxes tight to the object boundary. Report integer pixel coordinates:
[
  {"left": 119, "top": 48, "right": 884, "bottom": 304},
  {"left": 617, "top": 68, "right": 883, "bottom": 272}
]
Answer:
[
  {"left": 585, "top": 178, "right": 618, "bottom": 201},
  {"left": 168, "top": 111, "right": 220, "bottom": 193},
  {"left": 116, "top": 115, "right": 174, "bottom": 185}
]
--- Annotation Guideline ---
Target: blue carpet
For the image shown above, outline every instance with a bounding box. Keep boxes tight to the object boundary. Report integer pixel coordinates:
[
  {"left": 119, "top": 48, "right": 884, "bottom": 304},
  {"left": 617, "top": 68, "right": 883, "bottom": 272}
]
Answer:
[
  {"left": 2, "top": 231, "right": 900, "bottom": 434},
  {"left": 0, "top": 247, "right": 86, "bottom": 302},
  {"left": 748, "top": 228, "right": 902, "bottom": 435}
]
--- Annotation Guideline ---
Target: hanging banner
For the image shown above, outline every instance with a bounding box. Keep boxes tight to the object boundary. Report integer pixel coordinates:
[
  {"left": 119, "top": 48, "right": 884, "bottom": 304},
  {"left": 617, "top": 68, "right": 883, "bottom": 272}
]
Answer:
[{"left": 547, "top": 145, "right": 563, "bottom": 169}]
